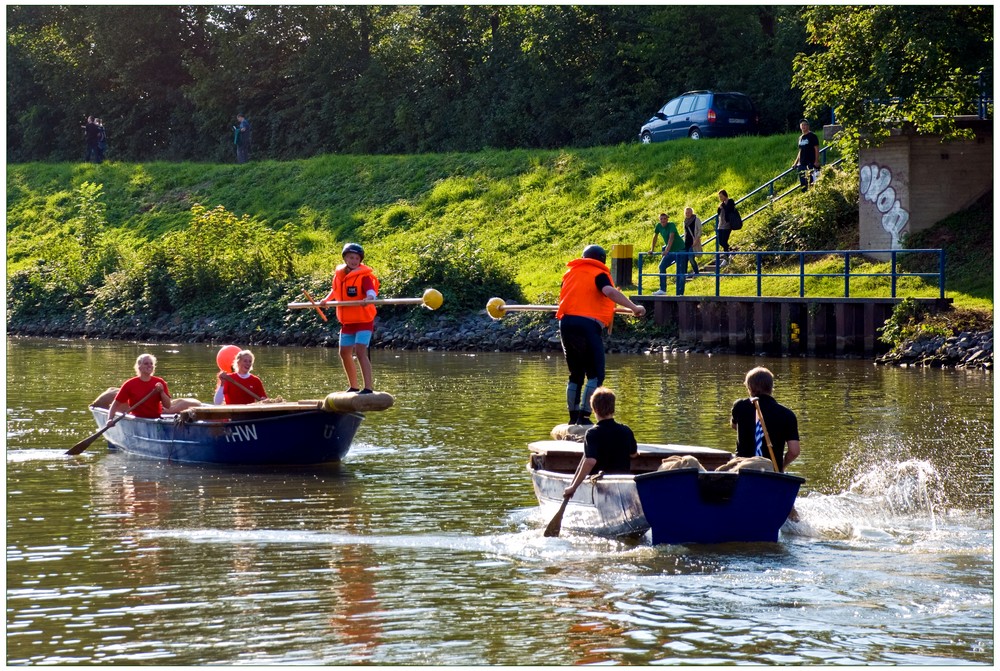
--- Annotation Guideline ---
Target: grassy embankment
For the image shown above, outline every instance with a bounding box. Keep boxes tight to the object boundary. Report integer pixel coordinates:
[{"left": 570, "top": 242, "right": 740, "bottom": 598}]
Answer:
[{"left": 6, "top": 133, "right": 992, "bottom": 339}]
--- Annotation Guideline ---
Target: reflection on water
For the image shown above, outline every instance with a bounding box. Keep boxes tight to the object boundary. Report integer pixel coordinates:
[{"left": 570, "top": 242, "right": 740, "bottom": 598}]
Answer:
[{"left": 5, "top": 337, "right": 994, "bottom": 665}]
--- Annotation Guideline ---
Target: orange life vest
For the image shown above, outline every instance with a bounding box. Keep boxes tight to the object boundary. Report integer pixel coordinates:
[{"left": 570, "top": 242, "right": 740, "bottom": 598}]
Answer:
[
  {"left": 555, "top": 258, "right": 616, "bottom": 327},
  {"left": 332, "top": 263, "right": 380, "bottom": 325}
]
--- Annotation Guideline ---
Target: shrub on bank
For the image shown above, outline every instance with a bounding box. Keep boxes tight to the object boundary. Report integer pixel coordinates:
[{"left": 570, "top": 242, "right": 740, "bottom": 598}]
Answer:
[
  {"left": 739, "top": 163, "right": 860, "bottom": 255},
  {"left": 379, "top": 237, "right": 524, "bottom": 314}
]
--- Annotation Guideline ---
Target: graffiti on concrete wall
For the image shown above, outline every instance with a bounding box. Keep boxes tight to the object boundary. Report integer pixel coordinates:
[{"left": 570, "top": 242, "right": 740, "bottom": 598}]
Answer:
[{"left": 860, "top": 163, "right": 909, "bottom": 248}]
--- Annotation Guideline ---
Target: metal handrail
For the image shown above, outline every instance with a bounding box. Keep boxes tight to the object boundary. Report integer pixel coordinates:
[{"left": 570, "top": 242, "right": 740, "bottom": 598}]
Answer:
[
  {"left": 636, "top": 248, "right": 945, "bottom": 300},
  {"left": 699, "top": 147, "right": 843, "bottom": 251}
]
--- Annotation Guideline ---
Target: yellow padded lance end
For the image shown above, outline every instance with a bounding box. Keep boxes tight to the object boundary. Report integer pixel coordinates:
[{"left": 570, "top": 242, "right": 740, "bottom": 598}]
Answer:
[
  {"left": 486, "top": 297, "right": 507, "bottom": 320},
  {"left": 422, "top": 288, "right": 444, "bottom": 310}
]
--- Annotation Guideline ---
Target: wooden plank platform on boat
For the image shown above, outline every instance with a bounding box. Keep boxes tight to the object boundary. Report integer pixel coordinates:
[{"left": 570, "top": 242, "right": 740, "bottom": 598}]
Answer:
[
  {"left": 182, "top": 401, "right": 320, "bottom": 416},
  {"left": 177, "top": 391, "right": 395, "bottom": 422}
]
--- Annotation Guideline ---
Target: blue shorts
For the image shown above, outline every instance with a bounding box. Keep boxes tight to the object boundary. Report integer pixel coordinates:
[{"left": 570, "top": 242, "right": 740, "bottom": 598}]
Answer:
[{"left": 339, "top": 330, "right": 372, "bottom": 347}]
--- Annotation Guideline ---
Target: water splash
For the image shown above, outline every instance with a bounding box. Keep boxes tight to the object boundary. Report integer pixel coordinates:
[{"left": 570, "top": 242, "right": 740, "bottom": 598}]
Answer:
[
  {"left": 848, "top": 459, "right": 944, "bottom": 529},
  {"left": 784, "top": 459, "right": 951, "bottom": 542}
]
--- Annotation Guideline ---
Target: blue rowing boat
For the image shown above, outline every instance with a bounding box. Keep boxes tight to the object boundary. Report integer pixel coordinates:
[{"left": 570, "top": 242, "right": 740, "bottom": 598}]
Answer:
[
  {"left": 89, "top": 402, "right": 364, "bottom": 466},
  {"left": 529, "top": 438, "right": 804, "bottom": 544},
  {"left": 634, "top": 468, "right": 804, "bottom": 544}
]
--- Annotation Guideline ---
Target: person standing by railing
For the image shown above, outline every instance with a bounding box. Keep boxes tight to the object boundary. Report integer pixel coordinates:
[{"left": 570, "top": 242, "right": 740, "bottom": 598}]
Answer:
[
  {"left": 682, "top": 207, "right": 702, "bottom": 278},
  {"left": 793, "top": 119, "right": 820, "bottom": 190},
  {"left": 716, "top": 190, "right": 741, "bottom": 266},
  {"left": 649, "top": 213, "right": 686, "bottom": 295}
]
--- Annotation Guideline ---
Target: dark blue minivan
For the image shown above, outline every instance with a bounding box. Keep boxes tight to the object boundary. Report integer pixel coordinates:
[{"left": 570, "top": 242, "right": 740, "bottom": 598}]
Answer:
[{"left": 639, "top": 91, "right": 758, "bottom": 142}]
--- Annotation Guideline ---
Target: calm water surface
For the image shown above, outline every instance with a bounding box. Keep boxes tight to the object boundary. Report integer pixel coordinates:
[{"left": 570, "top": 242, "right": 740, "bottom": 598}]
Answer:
[{"left": 5, "top": 337, "right": 994, "bottom": 665}]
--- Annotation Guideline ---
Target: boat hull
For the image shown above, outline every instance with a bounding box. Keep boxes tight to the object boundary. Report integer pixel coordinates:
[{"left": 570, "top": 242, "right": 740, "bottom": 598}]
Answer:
[
  {"left": 635, "top": 468, "right": 805, "bottom": 544},
  {"left": 528, "top": 439, "right": 804, "bottom": 544},
  {"left": 531, "top": 467, "right": 649, "bottom": 538},
  {"left": 90, "top": 406, "right": 364, "bottom": 466}
]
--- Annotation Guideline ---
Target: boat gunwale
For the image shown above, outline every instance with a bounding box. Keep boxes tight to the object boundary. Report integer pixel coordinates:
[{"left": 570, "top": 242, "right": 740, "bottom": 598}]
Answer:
[
  {"left": 90, "top": 405, "right": 365, "bottom": 427},
  {"left": 528, "top": 465, "right": 641, "bottom": 482},
  {"left": 634, "top": 466, "right": 807, "bottom": 485}
]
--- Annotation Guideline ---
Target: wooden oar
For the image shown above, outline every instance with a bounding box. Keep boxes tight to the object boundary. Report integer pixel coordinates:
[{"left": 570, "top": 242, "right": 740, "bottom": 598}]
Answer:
[
  {"left": 219, "top": 373, "right": 263, "bottom": 401},
  {"left": 486, "top": 297, "right": 637, "bottom": 321},
  {"left": 543, "top": 495, "right": 571, "bottom": 537},
  {"left": 288, "top": 287, "right": 443, "bottom": 313},
  {"left": 66, "top": 387, "right": 160, "bottom": 455},
  {"left": 750, "top": 396, "right": 781, "bottom": 472},
  {"left": 301, "top": 289, "right": 328, "bottom": 322}
]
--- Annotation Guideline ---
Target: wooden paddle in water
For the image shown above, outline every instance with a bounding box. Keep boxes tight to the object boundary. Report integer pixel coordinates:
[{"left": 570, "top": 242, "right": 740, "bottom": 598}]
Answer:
[
  {"left": 543, "top": 495, "right": 571, "bottom": 537},
  {"left": 66, "top": 387, "right": 160, "bottom": 455},
  {"left": 219, "top": 372, "right": 263, "bottom": 401}
]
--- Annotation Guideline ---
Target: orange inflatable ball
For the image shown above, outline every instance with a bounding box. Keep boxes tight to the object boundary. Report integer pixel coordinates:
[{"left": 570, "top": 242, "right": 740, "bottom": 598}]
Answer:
[{"left": 216, "top": 345, "right": 241, "bottom": 372}]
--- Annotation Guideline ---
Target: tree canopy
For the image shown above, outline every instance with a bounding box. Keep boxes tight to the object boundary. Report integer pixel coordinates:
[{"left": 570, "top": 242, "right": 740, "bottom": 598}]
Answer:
[
  {"left": 793, "top": 5, "right": 993, "bottom": 151},
  {"left": 7, "top": 5, "right": 808, "bottom": 161}
]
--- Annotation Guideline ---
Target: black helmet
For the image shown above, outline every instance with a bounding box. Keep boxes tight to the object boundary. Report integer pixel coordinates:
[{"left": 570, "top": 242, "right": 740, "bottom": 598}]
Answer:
[
  {"left": 342, "top": 243, "right": 364, "bottom": 260},
  {"left": 582, "top": 244, "right": 606, "bottom": 264}
]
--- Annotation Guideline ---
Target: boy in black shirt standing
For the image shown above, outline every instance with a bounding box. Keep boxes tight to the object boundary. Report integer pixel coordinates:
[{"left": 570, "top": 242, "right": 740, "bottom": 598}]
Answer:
[
  {"left": 563, "top": 387, "right": 638, "bottom": 498},
  {"left": 793, "top": 119, "right": 820, "bottom": 190}
]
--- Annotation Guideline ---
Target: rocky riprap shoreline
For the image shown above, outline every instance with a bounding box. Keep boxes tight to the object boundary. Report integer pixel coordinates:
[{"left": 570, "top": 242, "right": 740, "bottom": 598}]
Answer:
[
  {"left": 6, "top": 310, "right": 694, "bottom": 356},
  {"left": 8, "top": 310, "right": 993, "bottom": 367},
  {"left": 371, "top": 312, "right": 691, "bottom": 355},
  {"left": 875, "top": 331, "right": 993, "bottom": 370}
]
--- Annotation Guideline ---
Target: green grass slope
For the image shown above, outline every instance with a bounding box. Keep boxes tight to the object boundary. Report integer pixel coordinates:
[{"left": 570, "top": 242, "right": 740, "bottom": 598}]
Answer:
[{"left": 7, "top": 134, "right": 797, "bottom": 299}]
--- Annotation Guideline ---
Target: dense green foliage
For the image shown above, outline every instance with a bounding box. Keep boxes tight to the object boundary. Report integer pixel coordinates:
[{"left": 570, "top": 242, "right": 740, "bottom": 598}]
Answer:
[
  {"left": 7, "top": 5, "right": 810, "bottom": 161},
  {"left": 740, "top": 164, "right": 860, "bottom": 253},
  {"left": 793, "top": 6, "right": 993, "bottom": 153},
  {"left": 7, "top": 134, "right": 797, "bottom": 315}
]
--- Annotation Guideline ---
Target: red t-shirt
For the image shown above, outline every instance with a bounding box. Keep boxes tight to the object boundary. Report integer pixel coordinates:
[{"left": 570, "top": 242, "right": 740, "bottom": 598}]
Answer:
[
  {"left": 220, "top": 374, "right": 267, "bottom": 405},
  {"left": 114, "top": 376, "right": 168, "bottom": 418}
]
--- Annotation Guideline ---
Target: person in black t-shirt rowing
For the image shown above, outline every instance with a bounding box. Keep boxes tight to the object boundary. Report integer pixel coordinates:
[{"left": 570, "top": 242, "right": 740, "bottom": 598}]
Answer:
[{"left": 562, "top": 387, "right": 638, "bottom": 498}]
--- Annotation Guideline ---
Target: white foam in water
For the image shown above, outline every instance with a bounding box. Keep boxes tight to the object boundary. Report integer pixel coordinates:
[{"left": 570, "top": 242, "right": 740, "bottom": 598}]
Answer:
[
  {"left": 7, "top": 449, "right": 85, "bottom": 462},
  {"left": 141, "top": 522, "right": 659, "bottom": 563},
  {"left": 782, "top": 459, "right": 952, "bottom": 543}
]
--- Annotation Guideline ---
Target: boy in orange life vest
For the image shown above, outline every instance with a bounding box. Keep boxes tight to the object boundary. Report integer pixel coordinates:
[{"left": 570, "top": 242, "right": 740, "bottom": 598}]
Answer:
[
  {"left": 556, "top": 245, "right": 646, "bottom": 425},
  {"left": 321, "top": 243, "right": 379, "bottom": 394}
]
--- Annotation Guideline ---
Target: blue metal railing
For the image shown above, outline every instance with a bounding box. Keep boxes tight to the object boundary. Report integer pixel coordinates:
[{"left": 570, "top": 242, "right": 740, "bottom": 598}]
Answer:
[{"left": 636, "top": 248, "right": 945, "bottom": 300}]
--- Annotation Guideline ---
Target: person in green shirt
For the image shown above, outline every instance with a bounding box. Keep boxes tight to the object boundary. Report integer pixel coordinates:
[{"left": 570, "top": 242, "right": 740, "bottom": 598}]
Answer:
[{"left": 649, "top": 212, "right": 686, "bottom": 295}]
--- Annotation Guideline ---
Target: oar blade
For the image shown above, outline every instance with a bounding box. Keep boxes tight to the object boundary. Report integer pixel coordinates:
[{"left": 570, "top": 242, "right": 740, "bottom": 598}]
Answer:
[
  {"left": 66, "top": 428, "right": 105, "bottom": 455},
  {"left": 543, "top": 497, "right": 570, "bottom": 537}
]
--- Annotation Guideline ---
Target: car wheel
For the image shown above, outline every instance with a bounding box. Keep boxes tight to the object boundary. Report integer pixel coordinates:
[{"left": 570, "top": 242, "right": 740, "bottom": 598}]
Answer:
[
  {"left": 689, "top": 128, "right": 702, "bottom": 140},
  {"left": 640, "top": 131, "right": 652, "bottom": 144}
]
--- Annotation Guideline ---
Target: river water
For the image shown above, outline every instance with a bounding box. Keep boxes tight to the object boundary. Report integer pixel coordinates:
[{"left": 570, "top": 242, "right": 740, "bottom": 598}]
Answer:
[{"left": 5, "top": 337, "right": 994, "bottom": 665}]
